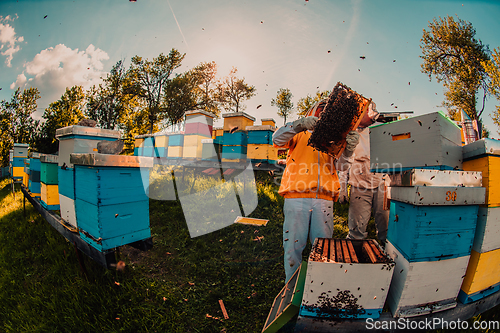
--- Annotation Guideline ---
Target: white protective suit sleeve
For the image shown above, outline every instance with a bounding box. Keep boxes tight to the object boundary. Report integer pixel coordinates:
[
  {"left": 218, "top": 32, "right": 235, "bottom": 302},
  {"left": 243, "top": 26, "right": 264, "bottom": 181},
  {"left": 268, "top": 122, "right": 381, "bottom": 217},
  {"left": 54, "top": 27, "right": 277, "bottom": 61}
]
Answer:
[{"left": 272, "top": 122, "right": 299, "bottom": 147}]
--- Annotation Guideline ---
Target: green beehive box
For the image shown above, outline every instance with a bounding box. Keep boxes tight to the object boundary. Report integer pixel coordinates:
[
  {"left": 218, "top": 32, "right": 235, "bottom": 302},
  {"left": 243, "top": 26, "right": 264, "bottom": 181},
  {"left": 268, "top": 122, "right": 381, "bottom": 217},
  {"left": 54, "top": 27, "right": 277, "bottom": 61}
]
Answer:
[
  {"left": 262, "top": 262, "right": 307, "bottom": 333},
  {"left": 40, "top": 154, "right": 59, "bottom": 185}
]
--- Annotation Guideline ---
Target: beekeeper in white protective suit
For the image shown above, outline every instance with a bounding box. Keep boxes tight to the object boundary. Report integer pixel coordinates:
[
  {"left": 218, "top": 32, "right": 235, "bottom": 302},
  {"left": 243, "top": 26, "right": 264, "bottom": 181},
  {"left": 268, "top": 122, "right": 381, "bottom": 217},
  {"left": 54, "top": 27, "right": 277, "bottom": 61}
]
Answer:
[
  {"left": 273, "top": 100, "right": 361, "bottom": 283},
  {"left": 338, "top": 102, "right": 389, "bottom": 246}
]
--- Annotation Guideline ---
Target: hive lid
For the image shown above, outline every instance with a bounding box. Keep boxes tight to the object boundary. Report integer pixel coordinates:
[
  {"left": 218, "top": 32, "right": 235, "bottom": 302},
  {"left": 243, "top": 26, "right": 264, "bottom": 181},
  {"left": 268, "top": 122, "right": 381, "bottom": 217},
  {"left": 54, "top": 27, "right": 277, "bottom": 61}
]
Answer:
[
  {"left": 388, "top": 169, "right": 482, "bottom": 187},
  {"left": 463, "top": 138, "right": 500, "bottom": 160},
  {"left": 245, "top": 125, "right": 276, "bottom": 131},
  {"left": 184, "top": 110, "right": 216, "bottom": 118},
  {"left": 30, "top": 152, "right": 41, "bottom": 159},
  {"left": 56, "top": 125, "right": 121, "bottom": 139},
  {"left": 70, "top": 153, "right": 154, "bottom": 168},
  {"left": 389, "top": 185, "right": 485, "bottom": 205},
  {"left": 222, "top": 112, "right": 256, "bottom": 121},
  {"left": 40, "top": 154, "right": 59, "bottom": 163},
  {"left": 13, "top": 143, "right": 29, "bottom": 148},
  {"left": 201, "top": 139, "right": 214, "bottom": 144}
]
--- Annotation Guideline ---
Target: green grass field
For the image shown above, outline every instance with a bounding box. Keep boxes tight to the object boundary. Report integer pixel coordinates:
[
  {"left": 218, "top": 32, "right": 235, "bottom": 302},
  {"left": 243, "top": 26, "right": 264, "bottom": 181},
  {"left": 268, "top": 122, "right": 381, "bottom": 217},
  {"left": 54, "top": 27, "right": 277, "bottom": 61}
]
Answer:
[{"left": 0, "top": 173, "right": 498, "bottom": 333}]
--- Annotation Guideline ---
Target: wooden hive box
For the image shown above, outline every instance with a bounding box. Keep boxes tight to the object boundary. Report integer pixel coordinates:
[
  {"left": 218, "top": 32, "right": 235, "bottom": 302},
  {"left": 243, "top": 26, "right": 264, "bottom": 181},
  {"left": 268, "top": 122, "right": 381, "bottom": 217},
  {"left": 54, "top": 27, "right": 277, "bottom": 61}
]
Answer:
[
  {"left": 28, "top": 154, "right": 41, "bottom": 198},
  {"left": 41, "top": 183, "right": 60, "bottom": 210},
  {"left": 22, "top": 158, "right": 29, "bottom": 186},
  {"left": 247, "top": 145, "right": 278, "bottom": 164},
  {"left": 183, "top": 134, "right": 207, "bottom": 159},
  {"left": 261, "top": 118, "right": 276, "bottom": 127},
  {"left": 300, "top": 238, "right": 394, "bottom": 320},
  {"left": 462, "top": 138, "right": 500, "bottom": 207},
  {"left": 71, "top": 153, "right": 154, "bottom": 252},
  {"left": 40, "top": 154, "right": 59, "bottom": 185},
  {"left": 472, "top": 206, "right": 500, "bottom": 253},
  {"left": 262, "top": 262, "right": 307, "bottom": 333},
  {"left": 222, "top": 112, "right": 255, "bottom": 132},
  {"left": 370, "top": 112, "right": 463, "bottom": 173},
  {"left": 385, "top": 241, "right": 469, "bottom": 317},
  {"left": 246, "top": 125, "right": 276, "bottom": 145},
  {"left": 201, "top": 139, "right": 220, "bottom": 161},
  {"left": 387, "top": 185, "right": 484, "bottom": 262},
  {"left": 222, "top": 131, "right": 248, "bottom": 146},
  {"left": 459, "top": 248, "right": 500, "bottom": 304},
  {"left": 13, "top": 143, "right": 29, "bottom": 159},
  {"left": 221, "top": 145, "right": 247, "bottom": 161},
  {"left": 56, "top": 125, "right": 121, "bottom": 228},
  {"left": 135, "top": 135, "right": 155, "bottom": 157},
  {"left": 167, "top": 133, "right": 184, "bottom": 147}
]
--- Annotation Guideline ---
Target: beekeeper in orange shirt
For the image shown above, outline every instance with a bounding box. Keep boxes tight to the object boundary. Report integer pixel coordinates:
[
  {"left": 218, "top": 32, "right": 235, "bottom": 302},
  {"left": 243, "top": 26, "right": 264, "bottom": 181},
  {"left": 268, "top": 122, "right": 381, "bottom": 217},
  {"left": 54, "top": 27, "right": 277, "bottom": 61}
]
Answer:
[{"left": 273, "top": 100, "right": 360, "bottom": 282}]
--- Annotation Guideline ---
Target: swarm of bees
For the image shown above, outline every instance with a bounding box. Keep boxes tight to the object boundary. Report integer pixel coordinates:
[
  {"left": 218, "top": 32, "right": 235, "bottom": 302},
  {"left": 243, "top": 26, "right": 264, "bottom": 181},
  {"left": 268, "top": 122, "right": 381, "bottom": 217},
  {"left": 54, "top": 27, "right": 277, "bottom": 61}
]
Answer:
[{"left": 307, "top": 82, "right": 360, "bottom": 154}]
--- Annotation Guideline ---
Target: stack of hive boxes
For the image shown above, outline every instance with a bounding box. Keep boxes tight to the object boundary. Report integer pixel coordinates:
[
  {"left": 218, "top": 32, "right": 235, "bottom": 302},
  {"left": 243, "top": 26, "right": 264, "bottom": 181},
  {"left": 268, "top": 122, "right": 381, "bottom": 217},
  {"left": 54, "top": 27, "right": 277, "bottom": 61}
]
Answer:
[
  {"left": 23, "top": 157, "right": 30, "bottom": 187},
  {"left": 12, "top": 143, "right": 29, "bottom": 182},
  {"left": 221, "top": 112, "right": 255, "bottom": 162},
  {"left": 246, "top": 118, "right": 277, "bottom": 164},
  {"left": 167, "top": 132, "right": 184, "bottom": 159},
  {"left": 459, "top": 139, "right": 500, "bottom": 303},
  {"left": 71, "top": 153, "right": 154, "bottom": 252},
  {"left": 370, "top": 112, "right": 485, "bottom": 317},
  {"left": 40, "top": 154, "right": 59, "bottom": 210},
  {"left": 183, "top": 110, "right": 215, "bottom": 159},
  {"left": 300, "top": 238, "right": 394, "bottom": 320},
  {"left": 28, "top": 152, "right": 41, "bottom": 198},
  {"left": 9, "top": 149, "right": 13, "bottom": 181},
  {"left": 134, "top": 134, "right": 155, "bottom": 157},
  {"left": 154, "top": 133, "right": 169, "bottom": 158},
  {"left": 56, "top": 125, "right": 121, "bottom": 228}
]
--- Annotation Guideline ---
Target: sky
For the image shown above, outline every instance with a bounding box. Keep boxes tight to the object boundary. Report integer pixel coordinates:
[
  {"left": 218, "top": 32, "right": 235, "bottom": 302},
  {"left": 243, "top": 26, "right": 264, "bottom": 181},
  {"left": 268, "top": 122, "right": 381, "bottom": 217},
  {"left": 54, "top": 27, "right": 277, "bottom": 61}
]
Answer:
[{"left": 1, "top": 0, "right": 500, "bottom": 136}]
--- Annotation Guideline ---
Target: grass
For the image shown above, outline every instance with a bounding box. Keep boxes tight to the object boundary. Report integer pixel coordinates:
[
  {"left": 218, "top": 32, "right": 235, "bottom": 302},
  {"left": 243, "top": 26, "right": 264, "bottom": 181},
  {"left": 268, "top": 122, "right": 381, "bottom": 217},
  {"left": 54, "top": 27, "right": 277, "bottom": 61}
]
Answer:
[{"left": 0, "top": 173, "right": 499, "bottom": 333}]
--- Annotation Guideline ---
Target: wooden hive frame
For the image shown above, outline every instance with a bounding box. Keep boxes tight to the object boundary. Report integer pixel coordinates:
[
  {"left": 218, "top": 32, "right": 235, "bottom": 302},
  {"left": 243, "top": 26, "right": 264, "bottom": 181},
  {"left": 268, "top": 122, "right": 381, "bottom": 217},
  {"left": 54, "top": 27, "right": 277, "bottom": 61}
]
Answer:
[{"left": 308, "top": 82, "right": 371, "bottom": 159}]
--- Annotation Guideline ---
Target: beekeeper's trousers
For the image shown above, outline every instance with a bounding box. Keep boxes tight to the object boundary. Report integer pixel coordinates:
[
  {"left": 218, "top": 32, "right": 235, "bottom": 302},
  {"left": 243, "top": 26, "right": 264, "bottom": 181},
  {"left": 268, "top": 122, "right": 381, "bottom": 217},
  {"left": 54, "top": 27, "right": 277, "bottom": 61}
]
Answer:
[
  {"left": 283, "top": 197, "right": 333, "bottom": 283},
  {"left": 346, "top": 184, "right": 388, "bottom": 243}
]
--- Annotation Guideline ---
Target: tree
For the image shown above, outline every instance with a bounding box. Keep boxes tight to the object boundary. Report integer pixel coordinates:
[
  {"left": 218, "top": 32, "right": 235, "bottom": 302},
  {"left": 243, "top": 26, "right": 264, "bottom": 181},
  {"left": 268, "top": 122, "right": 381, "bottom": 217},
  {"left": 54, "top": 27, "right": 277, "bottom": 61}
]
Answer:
[
  {"left": 420, "top": 15, "right": 490, "bottom": 121},
  {"left": 271, "top": 88, "right": 294, "bottom": 124},
  {"left": 36, "top": 86, "right": 86, "bottom": 153},
  {"left": 163, "top": 72, "right": 198, "bottom": 128},
  {"left": 127, "top": 49, "right": 185, "bottom": 133},
  {"left": 296, "top": 90, "right": 330, "bottom": 117},
  {"left": 484, "top": 48, "right": 500, "bottom": 134},
  {"left": 192, "top": 61, "right": 220, "bottom": 116},
  {"left": 86, "top": 60, "right": 133, "bottom": 130},
  {"left": 217, "top": 67, "right": 256, "bottom": 113},
  {"left": 0, "top": 87, "right": 41, "bottom": 164}
]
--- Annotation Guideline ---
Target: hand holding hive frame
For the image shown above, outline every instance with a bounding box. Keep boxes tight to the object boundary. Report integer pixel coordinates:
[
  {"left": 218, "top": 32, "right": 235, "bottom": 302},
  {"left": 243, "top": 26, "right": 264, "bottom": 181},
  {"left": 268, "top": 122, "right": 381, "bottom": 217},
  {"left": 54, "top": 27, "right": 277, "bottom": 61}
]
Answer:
[{"left": 307, "top": 82, "right": 371, "bottom": 158}]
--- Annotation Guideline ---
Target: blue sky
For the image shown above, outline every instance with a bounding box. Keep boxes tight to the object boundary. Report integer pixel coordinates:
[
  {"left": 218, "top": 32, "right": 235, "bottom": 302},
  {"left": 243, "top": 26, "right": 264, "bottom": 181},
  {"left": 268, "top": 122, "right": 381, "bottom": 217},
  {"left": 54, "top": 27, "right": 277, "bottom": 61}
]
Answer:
[{"left": 1, "top": 0, "right": 500, "bottom": 135}]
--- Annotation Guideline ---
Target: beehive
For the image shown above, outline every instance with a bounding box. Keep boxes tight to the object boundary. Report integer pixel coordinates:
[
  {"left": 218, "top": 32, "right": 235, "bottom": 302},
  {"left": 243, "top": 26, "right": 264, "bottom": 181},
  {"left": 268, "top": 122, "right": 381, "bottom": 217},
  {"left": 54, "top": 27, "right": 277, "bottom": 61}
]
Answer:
[
  {"left": 222, "top": 112, "right": 255, "bottom": 132},
  {"left": 135, "top": 134, "right": 155, "bottom": 157},
  {"left": 459, "top": 248, "right": 500, "bottom": 304},
  {"left": 387, "top": 185, "right": 484, "bottom": 262},
  {"left": 56, "top": 125, "right": 121, "bottom": 228},
  {"left": 28, "top": 153, "right": 41, "bottom": 198},
  {"left": 370, "top": 112, "right": 463, "bottom": 173},
  {"left": 221, "top": 145, "right": 247, "bottom": 161},
  {"left": 221, "top": 131, "right": 248, "bottom": 162},
  {"left": 183, "top": 134, "right": 206, "bottom": 159},
  {"left": 154, "top": 133, "right": 169, "bottom": 158},
  {"left": 71, "top": 153, "right": 154, "bottom": 252},
  {"left": 300, "top": 238, "right": 394, "bottom": 320},
  {"left": 472, "top": 206, "right": 500, "bottom": 253},
  {"left": 185, "top": 110, "right": 215, "bottom": 134},
  {"left": 262, "top": 262, "right": 307, "bottom": 333},
  {"left": 213, "top": 127, "right": 224, "bottom": 145},
  {"left": 261, "top": 118, "right": 276, "bottom": 127},
  {"left": 246, "top": 125, "right": 275, "bottom": 145},
  {"left": 40, "top": 154, "right": 59, "bottom": 210},
  {"left": 247, "top": 145, "right": 278, "bottom": 164},
  {"left": 463, "top": 138, "right": 500, "bottom": 207},
  {"left": 167, "top": 133, "right": 184, "bottom": 159},
  {"left": 23, "top": 158, "right": 30, "bottom": 187},
  {"left": 386, "top": 241, "right": 469, "bottom": 317},
  {"left": 201, "top": 139, "right": 220, "bottom": 161},
  {"left": 12, "top": 143, "right": 29, "bottom": 181}
]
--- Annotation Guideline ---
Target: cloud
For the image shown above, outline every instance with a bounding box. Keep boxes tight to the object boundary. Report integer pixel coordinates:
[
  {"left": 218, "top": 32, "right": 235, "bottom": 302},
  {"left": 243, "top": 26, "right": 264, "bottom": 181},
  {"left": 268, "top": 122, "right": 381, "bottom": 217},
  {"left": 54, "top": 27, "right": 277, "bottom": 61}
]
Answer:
[
  {"left": 11, "top": 43, "right": 110, "bottom": 116},
  {"left": 0, "top": 15, "right": 24, "bottom": 67}
]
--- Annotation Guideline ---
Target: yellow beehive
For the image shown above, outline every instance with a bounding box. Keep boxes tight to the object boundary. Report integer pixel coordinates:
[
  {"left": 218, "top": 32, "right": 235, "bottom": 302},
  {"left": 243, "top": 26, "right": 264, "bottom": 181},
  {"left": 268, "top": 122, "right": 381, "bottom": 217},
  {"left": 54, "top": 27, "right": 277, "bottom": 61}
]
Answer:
[
  {"left": 154, "top": 135, "right": 169, "bottom": 148},
  {"left": 23, "top": 171, "right": 29, "bottom": 187},
  {"left": 463, "top": 156, "right": 500, "bottom": 207},
  {"left": 261, "top": 118, "right": 276, "bottom": 127},
  {"left": 167, "top": 146, "right": 183, "bottom": 158},
  {"left": 247, "top": 144, "right": 278, "bottom": 160},
  {"left": 183, "top": 135, "right": 206, "bottom": 158},
  {"left": 222, "top": 112, "right": 255, "bottom": 132},
  {"left": 461, "top": 248, "right": 500, "bottom": 296},
  {"left": 183, "top": 146, "right": 203, "bottom": 159},
  {"left": 13, "top": 167, "right": 24, "bottom": 179},
  {"left": 41, "top": 183, "right": 60, "bottom": 206}
]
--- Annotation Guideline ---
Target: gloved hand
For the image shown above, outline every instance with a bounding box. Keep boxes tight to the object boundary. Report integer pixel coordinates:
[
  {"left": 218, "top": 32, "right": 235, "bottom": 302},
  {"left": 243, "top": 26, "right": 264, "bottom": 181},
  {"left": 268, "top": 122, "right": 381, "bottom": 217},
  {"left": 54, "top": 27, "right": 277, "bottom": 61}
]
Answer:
[
  {"left": 338, "top": 189, "right": 349, "bottom": 204},
  {"left": 292, "top": 116, "right": 318, "bottom": 132},
  {"left": 343, "top": 130, "right": 360, "bottom": 157}
]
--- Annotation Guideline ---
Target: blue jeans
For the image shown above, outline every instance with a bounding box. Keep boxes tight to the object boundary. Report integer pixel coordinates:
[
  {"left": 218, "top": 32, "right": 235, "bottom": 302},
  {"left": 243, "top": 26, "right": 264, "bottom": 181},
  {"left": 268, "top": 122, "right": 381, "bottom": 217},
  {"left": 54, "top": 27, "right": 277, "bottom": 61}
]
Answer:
[{"left": 283, "top": 197, "right": 334, "bottom": 282}]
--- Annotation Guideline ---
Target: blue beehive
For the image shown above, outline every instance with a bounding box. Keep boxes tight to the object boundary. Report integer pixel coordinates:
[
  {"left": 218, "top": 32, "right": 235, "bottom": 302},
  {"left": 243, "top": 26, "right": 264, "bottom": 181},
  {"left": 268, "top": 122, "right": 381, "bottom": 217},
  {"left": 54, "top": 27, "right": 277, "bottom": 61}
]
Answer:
[
  {"left": 222, "top": 131, "right": 247, "bottom": 146},
  {"left": 247, "top": 125, "right": 275, "bottom": 145},
  {"left": 71, "top": 153, "right": 154, "bottom": 252}
]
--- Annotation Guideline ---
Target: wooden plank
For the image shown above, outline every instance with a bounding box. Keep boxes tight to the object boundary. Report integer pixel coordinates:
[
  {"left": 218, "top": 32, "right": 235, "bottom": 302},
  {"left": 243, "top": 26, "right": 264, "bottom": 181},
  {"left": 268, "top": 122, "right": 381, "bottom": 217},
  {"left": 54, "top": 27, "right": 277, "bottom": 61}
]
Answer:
[
  {"left": 328, "top": 239, "right": 335, "bottom": 263},
  {"left": 341, "top": 239, "right": 351, "bottom": 263},
  {"left": 321, "top": 238, "right": 329, "bottom": 262},
  {"left": 335, "top": 238, "right": 343, "bottom": 263},
  {"left": 368, "top": 239, "right": 383, "bottom": 261},
  {"left": 363, "top": 241, "right": 377, "bottom": 263},
  {"left": 347, "top": 240, "right": 359, "bottom": 263}
]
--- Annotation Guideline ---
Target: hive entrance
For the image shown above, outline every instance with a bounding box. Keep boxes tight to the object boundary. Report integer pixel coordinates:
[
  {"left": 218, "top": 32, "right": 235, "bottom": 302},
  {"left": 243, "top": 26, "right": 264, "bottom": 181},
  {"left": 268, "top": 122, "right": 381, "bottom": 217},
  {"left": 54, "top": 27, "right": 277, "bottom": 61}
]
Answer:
[{"left": 310, "top": 238, "right": 390, "bottom": 264}]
